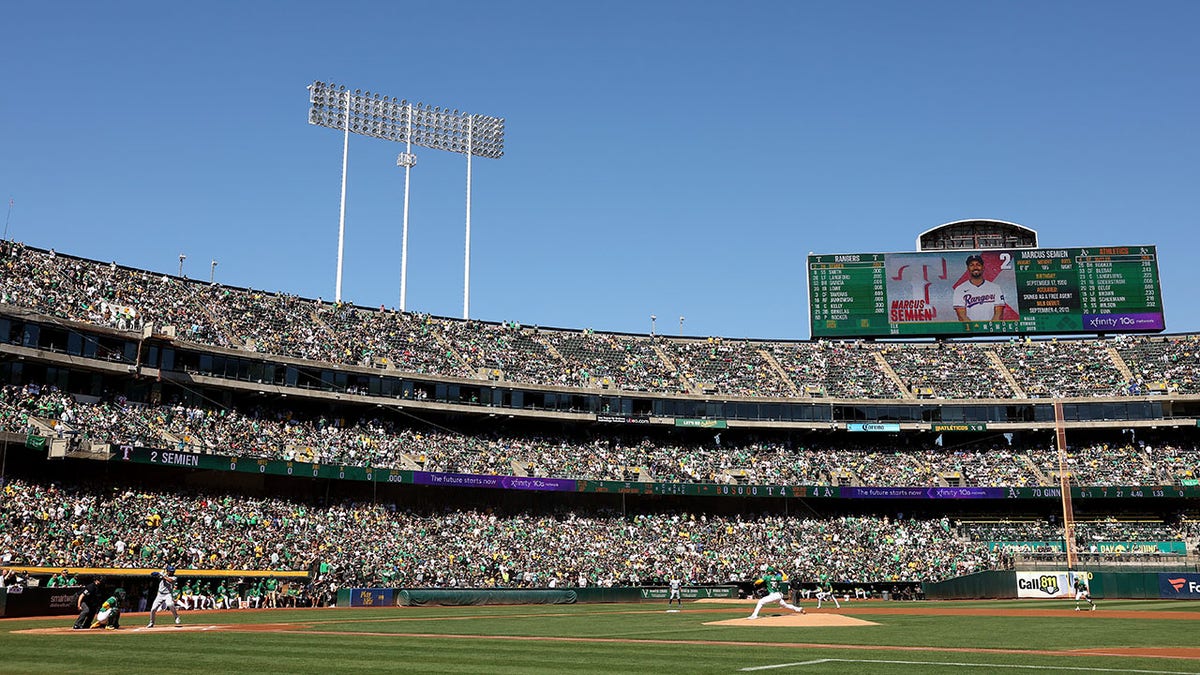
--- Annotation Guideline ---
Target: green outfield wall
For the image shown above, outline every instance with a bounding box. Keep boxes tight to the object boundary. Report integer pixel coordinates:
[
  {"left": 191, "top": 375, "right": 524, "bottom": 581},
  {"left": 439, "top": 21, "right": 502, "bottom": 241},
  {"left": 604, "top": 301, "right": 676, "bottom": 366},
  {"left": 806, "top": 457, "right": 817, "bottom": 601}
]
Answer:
[
  {"left": 925, "top": 570, "right": 1200, "bottom": 600},
  {"left": 923, "top": 571, "right": 1016, "bottom": 599}
]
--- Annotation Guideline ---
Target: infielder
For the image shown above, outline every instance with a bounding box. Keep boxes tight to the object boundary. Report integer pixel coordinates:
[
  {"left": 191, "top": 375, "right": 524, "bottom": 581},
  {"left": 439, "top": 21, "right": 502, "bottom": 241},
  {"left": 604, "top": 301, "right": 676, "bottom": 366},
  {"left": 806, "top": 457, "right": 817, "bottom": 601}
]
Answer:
[
  {"left": 1073, "top": 576, "right": 1096, "bottom": 611},
  {"left": 146, "top": 566, "right": 183, "bottom": 628},
  {"left": 667, "top": 576, "right": 683, "bottom": 607},
  {"left": 816, "top": 580, "right": 841, "bottom": 609}
]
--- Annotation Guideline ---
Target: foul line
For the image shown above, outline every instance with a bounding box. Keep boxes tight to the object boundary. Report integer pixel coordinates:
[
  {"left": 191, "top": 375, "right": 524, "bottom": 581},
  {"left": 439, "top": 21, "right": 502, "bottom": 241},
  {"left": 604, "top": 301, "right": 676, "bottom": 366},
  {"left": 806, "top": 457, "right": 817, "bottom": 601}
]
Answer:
[{"left": 741, "top": 658, "right": 1200, "bottom": 674}]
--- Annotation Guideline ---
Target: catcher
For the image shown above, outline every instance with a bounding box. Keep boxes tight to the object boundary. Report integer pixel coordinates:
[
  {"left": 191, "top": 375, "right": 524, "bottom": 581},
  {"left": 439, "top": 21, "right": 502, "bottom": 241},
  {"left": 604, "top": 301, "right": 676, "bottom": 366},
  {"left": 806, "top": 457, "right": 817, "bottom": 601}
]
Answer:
[{"left": 90, "top": 588, "right": 126, "bottom": 630}]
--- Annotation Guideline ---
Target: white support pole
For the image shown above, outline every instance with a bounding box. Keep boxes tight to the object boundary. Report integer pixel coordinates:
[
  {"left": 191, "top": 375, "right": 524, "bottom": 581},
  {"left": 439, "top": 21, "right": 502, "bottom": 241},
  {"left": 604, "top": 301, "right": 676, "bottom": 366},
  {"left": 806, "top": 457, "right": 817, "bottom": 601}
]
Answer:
[
  {"left": 463, "top": 117, "right": 473, "bottom": 320},
  {"left": 308, "top": 83, "right": 502, "bottom": 312},
  {"left": 335, "top": 90, "right": 350, "bottom": 303},
  {"left": 400, "top": 104, "right": 413, "bottom": 311}
]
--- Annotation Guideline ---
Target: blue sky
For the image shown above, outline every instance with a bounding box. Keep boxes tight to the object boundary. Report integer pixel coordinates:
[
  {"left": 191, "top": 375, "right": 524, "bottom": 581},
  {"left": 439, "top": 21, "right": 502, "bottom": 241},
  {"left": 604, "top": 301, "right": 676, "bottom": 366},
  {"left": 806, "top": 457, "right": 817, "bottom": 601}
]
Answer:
[{"left": 3, "top": 1, "right": 1197, "bottom": 340}]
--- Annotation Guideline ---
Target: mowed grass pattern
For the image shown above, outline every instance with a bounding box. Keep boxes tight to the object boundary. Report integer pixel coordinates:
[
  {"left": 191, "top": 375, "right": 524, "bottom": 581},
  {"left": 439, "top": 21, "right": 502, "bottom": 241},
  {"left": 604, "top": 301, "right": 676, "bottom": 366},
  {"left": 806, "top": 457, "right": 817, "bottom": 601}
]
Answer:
[{"left": 2, "top": 600, "right": 1198, "bottom": 674}]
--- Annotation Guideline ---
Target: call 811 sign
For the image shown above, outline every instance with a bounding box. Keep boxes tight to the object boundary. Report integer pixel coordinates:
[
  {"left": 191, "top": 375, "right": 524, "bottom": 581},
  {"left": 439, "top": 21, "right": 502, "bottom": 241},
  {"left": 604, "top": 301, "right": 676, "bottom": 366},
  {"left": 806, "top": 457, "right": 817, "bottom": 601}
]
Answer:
[{"left": 808, "top": 246, "right": 1164, "bottom": 338}]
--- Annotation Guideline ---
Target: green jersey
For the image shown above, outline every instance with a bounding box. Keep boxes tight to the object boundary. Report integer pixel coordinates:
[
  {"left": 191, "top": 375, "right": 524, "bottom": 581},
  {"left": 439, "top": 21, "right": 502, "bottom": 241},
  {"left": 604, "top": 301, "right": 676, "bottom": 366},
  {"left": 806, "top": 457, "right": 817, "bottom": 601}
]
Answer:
[{"left": 756, "top": 573, "right": 789, "bottom": 595}]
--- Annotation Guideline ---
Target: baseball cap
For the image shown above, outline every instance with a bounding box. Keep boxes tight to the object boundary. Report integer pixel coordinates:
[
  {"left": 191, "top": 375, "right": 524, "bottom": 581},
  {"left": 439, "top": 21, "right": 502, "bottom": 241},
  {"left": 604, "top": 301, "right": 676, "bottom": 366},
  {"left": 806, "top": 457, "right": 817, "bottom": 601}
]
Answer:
[
  {"left": 165, "top": 566, "right": 175, "bottom": 575},
  {"left": 965, "top": 254, "right": 984, "bottom": 265}
]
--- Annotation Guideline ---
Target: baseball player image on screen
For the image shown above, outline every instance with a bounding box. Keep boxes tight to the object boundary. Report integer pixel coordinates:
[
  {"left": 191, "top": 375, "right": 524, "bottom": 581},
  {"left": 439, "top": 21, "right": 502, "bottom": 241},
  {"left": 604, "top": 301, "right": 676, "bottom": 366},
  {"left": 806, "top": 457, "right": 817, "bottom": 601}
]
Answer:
[{"left": 954, "top": 254, "right": 1007, "bottom": 322}]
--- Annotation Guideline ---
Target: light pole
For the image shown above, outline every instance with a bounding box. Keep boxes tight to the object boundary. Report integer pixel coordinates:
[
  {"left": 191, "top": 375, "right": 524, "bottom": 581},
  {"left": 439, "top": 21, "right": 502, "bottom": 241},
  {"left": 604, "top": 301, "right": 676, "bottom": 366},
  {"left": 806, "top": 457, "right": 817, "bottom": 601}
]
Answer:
[
  {"left": 396, "top": 150, "right": 417, "bottom": 310},
  {"left": 650, "top": 315, "right": 657, "bottom": 336},
  {"left": 210, "top": 260, "right": 218, "bottom": 283},
  {"left": 680, "top": 316, "right": 685, "bottom": 336},
  {"left": 3, "top": 197, "right": 13, "bottom": 241},
  {"left": 178, "top": 254, "right": 186, "bottom": 278},
  {"left": 308, "top": 82, "right": 505, "bottom": 315}
]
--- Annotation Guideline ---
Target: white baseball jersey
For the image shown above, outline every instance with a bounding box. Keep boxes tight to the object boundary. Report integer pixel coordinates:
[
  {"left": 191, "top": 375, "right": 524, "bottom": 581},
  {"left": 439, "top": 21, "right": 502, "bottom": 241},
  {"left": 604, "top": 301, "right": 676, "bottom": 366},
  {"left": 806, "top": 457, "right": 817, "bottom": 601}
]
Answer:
[
  {"left": 155, "top": 573, "right": 177, "bottom": 600},
  {"left": 953, "top": 279, "right": 1005, "bottom": 320}
]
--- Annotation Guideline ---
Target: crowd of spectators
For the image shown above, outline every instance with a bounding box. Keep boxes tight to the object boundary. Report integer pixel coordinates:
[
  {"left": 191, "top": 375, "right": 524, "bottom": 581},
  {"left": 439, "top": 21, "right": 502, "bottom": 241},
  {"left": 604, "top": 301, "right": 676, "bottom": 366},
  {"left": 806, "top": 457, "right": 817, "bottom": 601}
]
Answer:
[
  {"left": 6, "top": 379, "right": 1197, "bottom": 488},
  {"left": 1026, "top": 442, "right": 1164, "bottom": 486},
  {"left": 769, "top": 342, "right": 903, "bottom": 399},
  {"left": 994, "top": 338, "right": 1127, "bottom": 398},
  {"left": 542, "top": 330, "right": 681, "bottom": 392},
  {"left": 663, "top": 338, "right": 794, "bottom": 397},
  {"left": 1, "top": 477, "right": 1011, "bottom": 588},
  {"left": 6, "top": 476, "right": 1192, "bottom": 591},
  {"left": 883, "top": 343, "right": 1014, "bottom": 399},
  {"left": 6, "top": 242, "right": 1200, "bottom": 401},
  {"left": 1115, "top": 334, "right": 1200, "bottom": 395},
  {"left": 957, "top": 515, "right": 1195, "bottom": 552}
]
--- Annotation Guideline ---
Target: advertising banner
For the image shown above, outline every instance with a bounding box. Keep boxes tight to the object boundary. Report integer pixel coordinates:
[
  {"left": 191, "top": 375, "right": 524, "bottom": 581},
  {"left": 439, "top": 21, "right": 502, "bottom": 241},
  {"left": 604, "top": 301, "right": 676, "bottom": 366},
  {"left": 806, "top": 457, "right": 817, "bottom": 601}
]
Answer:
[
  {"left": 412, "top": 472, "right": 576, "bottom": 492},
  {"left": 1158, "top": 573, "right": 1200, "bottom": 599},
  {"left": 1016, "top": 571, "right": 1073, "bottom": 598},
  {"left": 348, "top": 588, "right": 394, "bottom": 607},
  {"left": 0, "top": 586, "right": 81, "bottom": 617},
  {"left": 674, "top": 419, "right": 728, "bottom": 429},
  {"left": 842, "top": 486, "right": 1006, "bottom": 499},
  {"left": 596, "top": 414, "right": 651, "bottom": 425},
  {"left": 930, "top": 423, "right": 988, "bottom": 432},
  {"left": 846, "top": 423, "right": 901, "bottom": 432},
  {"left": 638, "top": 587, "right": 738, "bottom": 600}
]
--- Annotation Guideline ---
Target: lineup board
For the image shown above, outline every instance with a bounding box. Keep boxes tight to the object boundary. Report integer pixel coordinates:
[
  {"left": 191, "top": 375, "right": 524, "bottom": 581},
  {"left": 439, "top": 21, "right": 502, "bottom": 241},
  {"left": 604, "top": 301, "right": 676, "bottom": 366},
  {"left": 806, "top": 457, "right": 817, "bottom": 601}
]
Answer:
[{"left": 808, "top": 246, "right": 1164, "bottom": 338}]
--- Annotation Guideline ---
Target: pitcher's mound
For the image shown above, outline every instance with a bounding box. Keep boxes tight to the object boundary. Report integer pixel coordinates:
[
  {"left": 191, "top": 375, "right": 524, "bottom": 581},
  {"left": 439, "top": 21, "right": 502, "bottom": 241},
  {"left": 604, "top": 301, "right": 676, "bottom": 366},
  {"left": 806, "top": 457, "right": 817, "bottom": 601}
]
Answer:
[{"left": 706, "top": 613, "right": 878, "bottom": 627}]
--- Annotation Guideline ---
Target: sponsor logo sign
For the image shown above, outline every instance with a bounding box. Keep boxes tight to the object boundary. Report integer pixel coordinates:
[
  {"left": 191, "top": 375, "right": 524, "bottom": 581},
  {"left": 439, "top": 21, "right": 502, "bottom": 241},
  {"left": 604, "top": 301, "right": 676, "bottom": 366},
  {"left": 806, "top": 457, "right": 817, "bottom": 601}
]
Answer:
[
  {"left": 639, "top": 587, "right": 737, "bottom": 600},
  {"left": 842, "top": 486, "right": 1005, "bottom": 499},
  {"left": 596, "top": 414, "right": 651, "bottom": 425},
  {"left": 349, "top": 588, "right": 394, "bottom": 607},
  {"left": 846, "top": 423, "right": 901, "bottom": 432},
  {"left": 1016, "top": 571, "right": 1071, "bottom": 598},
  {"left": 930, "top": 423, "right": 987, "bottom": 432},
  {"left": 674, "top": 418, "right": 728, "bottom": 429},
  {"left": 1159, "top": 573, "right": 1200, "bottom": 599}
]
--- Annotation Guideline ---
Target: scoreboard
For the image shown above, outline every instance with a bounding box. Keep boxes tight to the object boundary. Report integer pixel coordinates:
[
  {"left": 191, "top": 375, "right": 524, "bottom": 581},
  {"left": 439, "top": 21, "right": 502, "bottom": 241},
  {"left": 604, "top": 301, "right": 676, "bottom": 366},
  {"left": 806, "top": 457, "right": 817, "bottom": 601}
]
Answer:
[{"left": 808, "top": 246, "right": 1164, "bottom": 338}]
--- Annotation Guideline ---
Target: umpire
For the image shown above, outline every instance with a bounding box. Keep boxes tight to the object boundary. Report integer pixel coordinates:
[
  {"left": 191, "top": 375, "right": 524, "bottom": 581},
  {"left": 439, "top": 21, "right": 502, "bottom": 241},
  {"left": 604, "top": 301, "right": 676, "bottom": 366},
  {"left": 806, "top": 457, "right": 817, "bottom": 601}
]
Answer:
[{"left": 73, "top": 577, "right": 103, "bottom": 630}]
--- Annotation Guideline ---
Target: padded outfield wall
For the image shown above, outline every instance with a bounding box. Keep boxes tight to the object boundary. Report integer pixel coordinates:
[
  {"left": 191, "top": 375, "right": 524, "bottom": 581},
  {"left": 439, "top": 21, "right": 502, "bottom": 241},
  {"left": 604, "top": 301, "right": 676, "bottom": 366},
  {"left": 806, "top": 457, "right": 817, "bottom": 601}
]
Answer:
[{"left": 924, "top": 571, "right": 1200, "bottom": 600}]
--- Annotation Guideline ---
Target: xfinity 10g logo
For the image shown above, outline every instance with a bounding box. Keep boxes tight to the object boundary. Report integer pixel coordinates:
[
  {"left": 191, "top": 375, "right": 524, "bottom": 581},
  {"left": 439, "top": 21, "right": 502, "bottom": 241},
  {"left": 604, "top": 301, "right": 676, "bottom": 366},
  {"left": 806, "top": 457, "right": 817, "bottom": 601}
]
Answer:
[{"left": 1018, "top": 575, "right": 1061, "bottom": 596}]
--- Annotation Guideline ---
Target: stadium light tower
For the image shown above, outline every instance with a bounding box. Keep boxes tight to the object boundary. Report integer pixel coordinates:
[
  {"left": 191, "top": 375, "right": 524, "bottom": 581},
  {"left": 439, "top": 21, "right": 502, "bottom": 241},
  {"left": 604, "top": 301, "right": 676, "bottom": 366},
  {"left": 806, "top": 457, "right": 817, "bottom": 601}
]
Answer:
[
  {"left": 178, "top": 254, "right": 186, "bottom": 278},
  {"left": 307, "top": 81, "right": 505, "bottom": 315},
  {"left": 396, "top": 150, "right": 417, "bottom": 311}
]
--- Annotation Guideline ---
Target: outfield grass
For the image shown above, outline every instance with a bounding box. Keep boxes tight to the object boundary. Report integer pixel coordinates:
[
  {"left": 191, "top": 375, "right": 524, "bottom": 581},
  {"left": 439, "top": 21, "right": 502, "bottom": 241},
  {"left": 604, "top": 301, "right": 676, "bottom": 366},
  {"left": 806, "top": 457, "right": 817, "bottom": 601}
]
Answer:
[{"left": 2, "top": 600, "right": 1198, "bottom": 674}]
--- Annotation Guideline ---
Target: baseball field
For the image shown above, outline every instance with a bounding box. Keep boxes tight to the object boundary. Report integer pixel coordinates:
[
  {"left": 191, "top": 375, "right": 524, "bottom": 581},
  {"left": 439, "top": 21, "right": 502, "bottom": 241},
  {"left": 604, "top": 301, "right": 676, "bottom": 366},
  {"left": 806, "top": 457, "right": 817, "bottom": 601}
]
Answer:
[{"left": 3, "top": 598, "right": 1199, "bottom": 674}]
